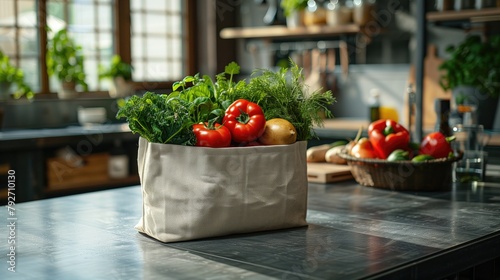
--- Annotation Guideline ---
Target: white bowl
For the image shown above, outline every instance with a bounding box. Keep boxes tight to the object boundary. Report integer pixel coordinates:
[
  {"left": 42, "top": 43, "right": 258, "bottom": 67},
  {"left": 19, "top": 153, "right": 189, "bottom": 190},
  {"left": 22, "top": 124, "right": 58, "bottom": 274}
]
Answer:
[{"left": 78, "top": 107, "right": 107, "bottom": 126}]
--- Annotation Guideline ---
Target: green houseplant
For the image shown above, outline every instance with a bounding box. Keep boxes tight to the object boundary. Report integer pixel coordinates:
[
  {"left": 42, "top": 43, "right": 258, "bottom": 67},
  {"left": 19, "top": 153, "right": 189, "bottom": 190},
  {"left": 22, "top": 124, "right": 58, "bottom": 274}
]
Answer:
[
  {"left": 280, "top": 0, "right": 308, "bottom": 27},
  {"left": 46, "top": 28, "right": 88, "bottom": 99},
  {"left": 439, "top": 35, "right": 500, "bottom": 128},
  {"left": 0, "top": 50, "right": 33, "bottom": 100},
  {"left": 98, "top": 55, "right": 134, "bottom": 98}
]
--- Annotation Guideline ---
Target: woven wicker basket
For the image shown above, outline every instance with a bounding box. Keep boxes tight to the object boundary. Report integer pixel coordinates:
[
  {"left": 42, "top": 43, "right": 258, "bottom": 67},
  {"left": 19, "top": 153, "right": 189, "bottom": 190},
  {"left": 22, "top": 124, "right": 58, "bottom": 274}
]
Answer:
[{"left": 338, "top": 152, "right": 462, "bottom": 191}]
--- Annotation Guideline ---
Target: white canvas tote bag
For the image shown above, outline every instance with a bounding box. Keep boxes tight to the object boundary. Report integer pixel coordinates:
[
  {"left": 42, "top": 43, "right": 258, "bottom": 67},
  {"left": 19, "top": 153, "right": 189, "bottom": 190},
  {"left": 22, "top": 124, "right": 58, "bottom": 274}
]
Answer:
[{"left": 135, "top": 137, "right": 308, "bottom": 242}]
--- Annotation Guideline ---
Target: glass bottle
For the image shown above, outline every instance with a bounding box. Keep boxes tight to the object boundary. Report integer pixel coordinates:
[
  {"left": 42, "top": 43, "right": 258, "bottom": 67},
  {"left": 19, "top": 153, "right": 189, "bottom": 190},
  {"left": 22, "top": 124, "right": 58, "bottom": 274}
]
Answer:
[
  {"left": 369, "top": 89, "right": 380, "bottom": 122},
  {"left": 435, "top": 98, "right": 451, "bottom": 136}
]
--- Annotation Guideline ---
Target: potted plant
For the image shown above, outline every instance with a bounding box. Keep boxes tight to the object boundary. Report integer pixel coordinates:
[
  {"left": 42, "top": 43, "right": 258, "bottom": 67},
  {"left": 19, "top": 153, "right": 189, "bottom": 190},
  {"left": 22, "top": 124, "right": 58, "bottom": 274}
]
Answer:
[
  {"left": 439, "top": 35, "right": 500, "bottom": 129},
  {"left": 98, "top": 55, "right": 134, "bottom": 98},
  {"left": 0, "top": 50, "right": 33, "bottom": 100},
  {"left": 280, "top": 0, "right": 308, "bottom": 27},
  {"left": 46, "top": 28, "right": 88, "bottom": 99}
]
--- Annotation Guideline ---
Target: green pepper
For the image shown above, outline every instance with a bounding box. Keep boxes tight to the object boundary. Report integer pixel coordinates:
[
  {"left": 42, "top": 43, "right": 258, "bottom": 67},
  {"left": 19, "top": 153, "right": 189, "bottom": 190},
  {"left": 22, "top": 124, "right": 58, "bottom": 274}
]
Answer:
[
  {"left": 411, "top": 154, "right": 434, "bottom": 162},
  {"left": 387, "top": 149, "right": 409, "bottom": 161}
]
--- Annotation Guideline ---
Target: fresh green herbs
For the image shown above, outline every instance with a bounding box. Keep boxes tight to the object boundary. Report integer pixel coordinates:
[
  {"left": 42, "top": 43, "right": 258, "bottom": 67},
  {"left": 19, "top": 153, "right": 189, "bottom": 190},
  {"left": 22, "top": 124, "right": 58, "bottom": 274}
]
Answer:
[
  {"left": 116, "top": 61, "right": 335, "bottom": 145},
  {"left": 116, "top": 92, "right": 195, "bottom": 145},
  {"left": 237, "top": 62, "right": 335, "bottom": 141}
]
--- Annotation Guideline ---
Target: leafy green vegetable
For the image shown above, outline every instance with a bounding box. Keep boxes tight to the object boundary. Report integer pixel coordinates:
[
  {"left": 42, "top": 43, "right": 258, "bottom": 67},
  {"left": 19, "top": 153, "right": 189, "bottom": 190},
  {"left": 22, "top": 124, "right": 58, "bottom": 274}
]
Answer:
[
  {"left": 224, "top": 61, "right": 240, "bottom": 86},
  {"left": 117, "top": 61, "right": 335, "bottom": 145},
  {"left": 116, "top": 92, "right": 195, "bottom": 145}
]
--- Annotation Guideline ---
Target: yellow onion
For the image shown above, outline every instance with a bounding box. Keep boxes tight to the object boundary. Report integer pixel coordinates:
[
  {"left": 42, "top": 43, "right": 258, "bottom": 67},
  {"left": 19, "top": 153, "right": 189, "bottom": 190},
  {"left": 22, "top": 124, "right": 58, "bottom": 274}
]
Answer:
[{"left": 258, "top": 118, "right": 297, "bottom": 145}]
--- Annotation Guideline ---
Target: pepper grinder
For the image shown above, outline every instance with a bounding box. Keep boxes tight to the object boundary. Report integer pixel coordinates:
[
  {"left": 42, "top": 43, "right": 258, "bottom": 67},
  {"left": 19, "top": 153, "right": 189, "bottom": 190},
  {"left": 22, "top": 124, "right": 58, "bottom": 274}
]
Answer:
[
  {"left": 435, "top": 98, "right": 451, "bottom": 136},
  {"left": 406, "top": 84, "right": 416, "bottom": 142}
]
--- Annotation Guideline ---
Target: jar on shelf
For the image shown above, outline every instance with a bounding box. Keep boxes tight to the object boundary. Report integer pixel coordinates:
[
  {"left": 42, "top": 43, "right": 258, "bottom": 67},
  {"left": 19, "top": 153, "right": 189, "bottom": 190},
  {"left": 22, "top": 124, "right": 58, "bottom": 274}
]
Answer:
[
  {"left": 454, "top": 0, "right": 475, "bottom": 10},
  {"left": 475, "top": 0, "right": 496, "bottom": 9},
  {"left": 303, "top": 0, "right": 328, "bottom": 26},
  {"left": 353, "top": 0, "right": 376, "bottom": 26},
  {"left": 435, "top": 0, "right": 453, "bottom": 11},
  {"left": 326, "top": 0, "right": 353, "bottom": 26}
]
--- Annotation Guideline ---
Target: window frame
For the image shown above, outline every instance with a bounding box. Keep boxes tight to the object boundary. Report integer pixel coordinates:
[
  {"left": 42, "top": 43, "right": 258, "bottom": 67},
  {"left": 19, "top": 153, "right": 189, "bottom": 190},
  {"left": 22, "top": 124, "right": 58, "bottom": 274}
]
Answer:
[{"left": 7, "top": 0, "right": 198, "bottom": 96}]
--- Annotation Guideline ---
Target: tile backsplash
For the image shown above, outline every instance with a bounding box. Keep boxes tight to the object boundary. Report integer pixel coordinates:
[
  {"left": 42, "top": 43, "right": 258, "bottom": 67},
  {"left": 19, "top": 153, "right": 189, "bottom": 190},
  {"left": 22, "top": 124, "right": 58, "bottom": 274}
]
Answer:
[{"left": 329, "top": 64, "right": 410, "bottom": 124}]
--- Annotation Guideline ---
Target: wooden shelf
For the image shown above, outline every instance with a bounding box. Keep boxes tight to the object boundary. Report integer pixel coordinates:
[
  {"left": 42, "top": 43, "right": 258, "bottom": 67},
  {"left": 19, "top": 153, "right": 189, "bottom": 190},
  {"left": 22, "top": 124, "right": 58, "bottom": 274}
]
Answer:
[
  {"left": 220, "top": 24, "right": 360, "bottom": 40},
  {"left": 44, "top": 174, "right": 140, "bottom": 195},
  {"left": 427, "top": 7, "right": 500, "bottom": 23}
]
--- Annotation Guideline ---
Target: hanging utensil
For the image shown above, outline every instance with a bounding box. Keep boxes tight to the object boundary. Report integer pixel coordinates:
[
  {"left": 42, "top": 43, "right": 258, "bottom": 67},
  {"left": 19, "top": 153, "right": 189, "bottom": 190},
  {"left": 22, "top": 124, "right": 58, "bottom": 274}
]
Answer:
[
  {"left": 302, "top": 48, "right": 311, "bottom": 79},
  {"left": 319, "top": 49, "right": 328, "bottom": 93},
  {"left": 304, "top": 48, "right": 322, "bottom": 96},
  {"left": 327, "top": 48, "right": 337, "bottom": 91},
  {"left": 339, "top": 41, "right": 349, "bottom": 80}
]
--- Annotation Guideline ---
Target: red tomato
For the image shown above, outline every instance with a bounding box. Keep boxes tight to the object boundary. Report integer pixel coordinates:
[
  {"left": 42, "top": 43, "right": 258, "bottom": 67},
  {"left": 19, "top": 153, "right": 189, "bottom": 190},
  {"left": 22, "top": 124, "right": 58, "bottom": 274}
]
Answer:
[
  {"left": 419, "top": 132, "right": 454, "bottom": 159},
  {"left": 192, "top": 123, "right": 232, "bottom": 148},
  {"left": 223, "top": 99, "right": 266, "bottom": 143}
]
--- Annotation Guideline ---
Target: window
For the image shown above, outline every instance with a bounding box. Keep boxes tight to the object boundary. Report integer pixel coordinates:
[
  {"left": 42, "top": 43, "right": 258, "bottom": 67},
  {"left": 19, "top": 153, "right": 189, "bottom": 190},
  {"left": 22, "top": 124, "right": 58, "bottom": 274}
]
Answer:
[
  {"left": 0, "top": 0, "right": 196, "bottom": 95},
  {"left": 46, "top": 0, "right": 114, "bottom": 92},
  {"left": 130, "top": 0, "right": 185, "bottom": 82},
  {"left": 0, "top": 0, "right": 40, "bottom": 92}
]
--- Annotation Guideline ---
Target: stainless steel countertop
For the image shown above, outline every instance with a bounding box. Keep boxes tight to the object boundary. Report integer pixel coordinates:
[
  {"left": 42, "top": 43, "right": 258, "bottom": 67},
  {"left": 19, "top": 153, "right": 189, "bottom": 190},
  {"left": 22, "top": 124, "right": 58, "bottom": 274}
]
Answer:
[{"left": 2, "top": 182, "right": 499, "bottom": 279}]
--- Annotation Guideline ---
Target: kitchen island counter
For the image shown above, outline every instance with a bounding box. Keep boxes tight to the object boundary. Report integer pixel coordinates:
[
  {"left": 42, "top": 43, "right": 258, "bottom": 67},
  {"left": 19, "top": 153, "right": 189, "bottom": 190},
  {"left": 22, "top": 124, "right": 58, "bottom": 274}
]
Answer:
[{"left": 2, "top": 182, "right": 499, "bottom": 279}]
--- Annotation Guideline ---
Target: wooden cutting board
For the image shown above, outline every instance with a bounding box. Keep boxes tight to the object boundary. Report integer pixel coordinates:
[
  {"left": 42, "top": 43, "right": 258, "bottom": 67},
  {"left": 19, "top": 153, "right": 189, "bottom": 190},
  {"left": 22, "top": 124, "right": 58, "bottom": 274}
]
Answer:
[{"left": 307, "top": 162, "right": 353, "bottom": 183}]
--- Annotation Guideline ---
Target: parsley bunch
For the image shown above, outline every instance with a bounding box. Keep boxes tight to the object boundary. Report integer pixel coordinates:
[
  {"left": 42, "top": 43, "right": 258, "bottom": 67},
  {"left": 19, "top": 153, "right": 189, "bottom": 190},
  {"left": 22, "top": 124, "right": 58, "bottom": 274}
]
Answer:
[{"left": 116, "top": 92, "right": 195, "bottom": 145}]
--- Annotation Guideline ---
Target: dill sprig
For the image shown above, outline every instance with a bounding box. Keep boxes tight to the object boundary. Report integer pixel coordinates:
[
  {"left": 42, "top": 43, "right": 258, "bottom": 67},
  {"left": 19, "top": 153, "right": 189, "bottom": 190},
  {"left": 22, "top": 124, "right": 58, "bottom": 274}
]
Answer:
[{"left": 236, "top": 62, "right": 335, "bottom": 141}]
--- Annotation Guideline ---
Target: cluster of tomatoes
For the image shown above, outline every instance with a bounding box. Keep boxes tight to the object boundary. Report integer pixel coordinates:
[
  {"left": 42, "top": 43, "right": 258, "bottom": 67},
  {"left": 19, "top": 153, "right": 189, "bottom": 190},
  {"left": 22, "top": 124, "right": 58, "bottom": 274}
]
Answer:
[
  {"left": 192, "top": 99, "right": 265, "bottom": 148},
  {"left": 347, "top": 119, "right": 455, "bottom": 162},
  {"left": 192, "top": 99, "right": 297, "bottom": 148}
]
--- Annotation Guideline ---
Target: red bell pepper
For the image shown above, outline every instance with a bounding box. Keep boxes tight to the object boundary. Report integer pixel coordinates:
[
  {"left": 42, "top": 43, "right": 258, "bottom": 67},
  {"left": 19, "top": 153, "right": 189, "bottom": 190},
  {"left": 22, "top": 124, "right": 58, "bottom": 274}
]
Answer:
[{"left": 368, "top": 119, "right": 410, "bottom": 159}]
